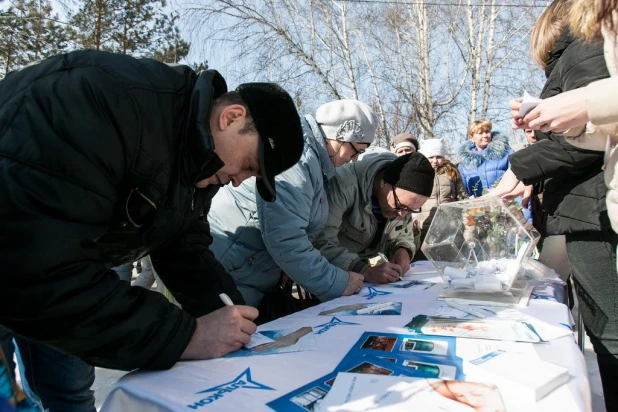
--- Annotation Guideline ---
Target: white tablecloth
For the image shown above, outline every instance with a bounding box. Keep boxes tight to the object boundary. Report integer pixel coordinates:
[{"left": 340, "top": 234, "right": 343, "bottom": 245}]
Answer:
[{"left": 101, "top": 269, "right": 591, "bottom": 412}]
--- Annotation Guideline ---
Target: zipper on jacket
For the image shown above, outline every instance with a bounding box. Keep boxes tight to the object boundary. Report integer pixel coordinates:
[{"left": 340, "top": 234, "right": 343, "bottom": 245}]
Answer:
[{"left": 190, "top": 187, "right": 196, "bottom": 212}]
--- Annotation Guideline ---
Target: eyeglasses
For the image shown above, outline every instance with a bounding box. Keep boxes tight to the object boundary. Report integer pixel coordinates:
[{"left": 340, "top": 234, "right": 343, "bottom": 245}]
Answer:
[
  {"left": 347, "top": 142, "right": 365, "bottom": 158},
  {"left": 392, "top": 187, "right": 421, "bottom": 214}
]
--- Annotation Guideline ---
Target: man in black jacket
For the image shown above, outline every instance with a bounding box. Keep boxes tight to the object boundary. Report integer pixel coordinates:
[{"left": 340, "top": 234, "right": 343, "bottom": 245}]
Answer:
[{"left": 0, "top": 50, "right": 303, "bottom": 409}]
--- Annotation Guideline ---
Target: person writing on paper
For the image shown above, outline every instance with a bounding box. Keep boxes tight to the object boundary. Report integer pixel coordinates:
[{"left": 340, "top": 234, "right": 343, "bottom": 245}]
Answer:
[
  {"left": 314, "top": 152, "right": 434, "bottom": 284},
  {"left": 0, "top": 50, "right": 305, "bottom": 410},
  {"left": 208, "top": 100, "right": 377, "bottom": 316},
  {"left": 499, "top": 1, "right": 618, "bottom": 409}
]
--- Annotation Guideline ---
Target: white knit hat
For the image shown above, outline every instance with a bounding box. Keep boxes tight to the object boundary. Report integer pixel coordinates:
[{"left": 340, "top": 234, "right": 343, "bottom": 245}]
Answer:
[
  {"left": 420, "top": 138, "right": 447, "bottom": 158},
  {"left": 315, "top": 99, "right": 378, "bottom": 144}
]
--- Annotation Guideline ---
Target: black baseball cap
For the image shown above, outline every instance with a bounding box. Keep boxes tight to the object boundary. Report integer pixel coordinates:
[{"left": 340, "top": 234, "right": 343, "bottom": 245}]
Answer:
[{"left": 236, "top": 83, "right": 304, "bottom": 202}]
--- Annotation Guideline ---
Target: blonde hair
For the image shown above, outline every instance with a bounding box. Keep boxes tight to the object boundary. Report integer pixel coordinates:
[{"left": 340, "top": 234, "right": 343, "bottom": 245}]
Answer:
[
  {"left": 467, "top": 120, "right": 492, "bottom": 137},
  {"left": 569, "top": 0, "right": 617, "bottom": 41},
  {"left": 531, "top": 0, "right": 572, "bottom": 69}
]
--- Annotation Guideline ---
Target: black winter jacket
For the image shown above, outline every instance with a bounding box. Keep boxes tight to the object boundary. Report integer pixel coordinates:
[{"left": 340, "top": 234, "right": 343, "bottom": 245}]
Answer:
[
  {"left": 0, "top": 51, "right": 244, "bottom": 371},
  {"left": 509, "top": 31, "right": 611, "bottom": 235}
]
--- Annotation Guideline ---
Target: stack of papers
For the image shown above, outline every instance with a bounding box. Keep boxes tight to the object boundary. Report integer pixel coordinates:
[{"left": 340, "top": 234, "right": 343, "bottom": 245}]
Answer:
[{"left": 468, "top": 350, "right": 570, "bottom": 402}]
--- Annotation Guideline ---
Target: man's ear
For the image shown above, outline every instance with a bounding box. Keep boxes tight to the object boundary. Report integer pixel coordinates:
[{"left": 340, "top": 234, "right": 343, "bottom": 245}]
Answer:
[{"left": 218, "top": 104, "right": 247, "bottom": 131}]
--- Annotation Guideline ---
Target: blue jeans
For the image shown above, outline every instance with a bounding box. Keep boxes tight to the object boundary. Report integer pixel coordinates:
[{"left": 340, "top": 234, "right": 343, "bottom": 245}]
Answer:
[{"left": 0, "top": 327, "right": 95, "bottom": 412}]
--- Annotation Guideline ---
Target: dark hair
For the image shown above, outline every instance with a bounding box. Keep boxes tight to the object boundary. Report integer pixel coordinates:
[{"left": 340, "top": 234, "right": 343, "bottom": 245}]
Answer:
[{"left": 213, "top": 91, "right": 257, "bottom": 135}]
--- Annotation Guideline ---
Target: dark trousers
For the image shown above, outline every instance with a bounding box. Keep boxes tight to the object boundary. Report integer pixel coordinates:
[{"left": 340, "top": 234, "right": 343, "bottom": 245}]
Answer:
[
  {"left": 565, "top": 231, "right": 618, "bottom": 411},
  {"left": 0, "top": 327, "right": 95, "bottom": 412}
]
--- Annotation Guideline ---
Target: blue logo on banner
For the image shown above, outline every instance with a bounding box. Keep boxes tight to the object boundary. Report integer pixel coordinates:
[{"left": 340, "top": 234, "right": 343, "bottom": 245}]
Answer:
[
  {"left": 187, "top": 368, "right": 274, "bottom": 409},
  {"left": 364, "top": 287, "right": 392, "bottom": 300},
  {"left": 314, "top": 317, "right": 360, "bottom": 335}
]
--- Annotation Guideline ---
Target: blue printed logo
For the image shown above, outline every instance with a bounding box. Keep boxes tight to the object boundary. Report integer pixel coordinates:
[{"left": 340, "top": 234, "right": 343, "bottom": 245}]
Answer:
[
  {"left": 187, "top": 368, "right": 274, "bottom": 409},
  {"left": 364, "top": 287, "right": 392, "bottom": 300},
  {"left": 314, "top": 317, "right": 360, "bottom": 335}
]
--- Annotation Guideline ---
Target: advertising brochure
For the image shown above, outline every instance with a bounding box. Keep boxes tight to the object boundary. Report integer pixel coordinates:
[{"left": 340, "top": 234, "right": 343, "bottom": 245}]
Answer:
[
  {"left": 406, "top": 314, "right": 572, "bottom": 343},
  {"left": 467, "top": 350, "right": 570, "bottom": 401},
  {"left": 267, "top": 331, "right": 465, "bottom": 411},
  {"left": 316, "top": 373, "right": 508, "bottom": 412},
  {"left": 318, "top": 302, "right": 402, "bottom": 316},
  {"left": 335, "top": 332, "right": 464, "bottom": 380},
  {"left": 224, "top": 326, "right": 317, "bottom": 357},
  {"left": 266, "top": 354, "right": 434, "bottom": 412},
  {"left": 406, "top": 315, "right": 545, "bottom": 343}
]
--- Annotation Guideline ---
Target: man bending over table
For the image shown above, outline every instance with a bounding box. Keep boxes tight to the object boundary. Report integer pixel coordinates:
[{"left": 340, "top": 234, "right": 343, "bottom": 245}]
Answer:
[
  {"left": 314, "top": 152, "right": 434, "bottom": 283},
  {"left": 0, "top": 50, "right": 303, "bottom": 411}
]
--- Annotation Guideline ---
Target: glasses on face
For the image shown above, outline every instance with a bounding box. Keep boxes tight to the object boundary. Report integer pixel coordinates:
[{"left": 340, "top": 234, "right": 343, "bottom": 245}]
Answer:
[
  {"left": 347, "top": 142, "right": 365, "bottom": 158},
  {"left": 392, "top": 187, "right": 421, "bottom": 214}
]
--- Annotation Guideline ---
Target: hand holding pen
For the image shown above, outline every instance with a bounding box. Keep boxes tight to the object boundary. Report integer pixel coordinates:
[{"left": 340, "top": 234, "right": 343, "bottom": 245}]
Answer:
[{"left": 180, "top": 293, "right": 258, "bottom": 360}]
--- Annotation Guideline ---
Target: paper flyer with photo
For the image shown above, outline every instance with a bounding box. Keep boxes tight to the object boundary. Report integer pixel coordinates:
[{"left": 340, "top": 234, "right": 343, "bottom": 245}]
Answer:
[
  {"left": 316, "top": 373, "right": 507, "bottom": 412},
  {"left": 318, "top": 302, "right": 402, "bottom": 316},
  {"left": 335, "top": 332, "right": 464, "bottom": 380},
  {"left": 224, "top": 326, "right": 317, "bottom": 357},
  {"left": 405, "top": 315, "right": 546, "bottom": 343},
  {"left": 266, "top": 354, "right": 434, "bottom": 412}
]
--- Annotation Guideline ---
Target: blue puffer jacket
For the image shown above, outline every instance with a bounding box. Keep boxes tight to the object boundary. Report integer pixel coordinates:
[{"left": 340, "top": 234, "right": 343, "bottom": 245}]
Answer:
[
  {"left": 458, "top": 131, "right": 513, "bottom": 197},
  {"left": 208, "top": 115, "right": 349, "bottom": 307}
]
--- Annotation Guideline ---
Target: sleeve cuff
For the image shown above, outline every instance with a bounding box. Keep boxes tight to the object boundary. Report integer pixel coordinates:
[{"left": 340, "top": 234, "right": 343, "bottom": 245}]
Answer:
[
  {"left": 142, "top": 310, "right": 197, "bottom": 370},
  {"left": 316, "top": 268, "right": 350, "bottom": 302},
  {"left": 393, "top": 245, "right": 414, "bottom": 260},
  {"left": 349, "top": 258, "right": 368, "bottom": 274},
  {"left": 587, "top": 78, "right": 618, "bottom": 126}
]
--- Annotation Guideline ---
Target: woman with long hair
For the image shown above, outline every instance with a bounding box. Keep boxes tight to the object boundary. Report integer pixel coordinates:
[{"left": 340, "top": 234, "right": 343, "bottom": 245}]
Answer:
[
  {"left": 504, "top": 1, "right": 618, "bottom": 409},
  {"left": 413, "top": 139, "right": 466, "bottom": 260}
]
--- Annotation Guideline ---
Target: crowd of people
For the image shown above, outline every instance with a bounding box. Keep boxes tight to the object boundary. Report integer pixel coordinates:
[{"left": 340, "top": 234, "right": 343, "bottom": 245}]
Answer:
[{"left": 0, "top": 0, "right": 617, "bottom": 411}]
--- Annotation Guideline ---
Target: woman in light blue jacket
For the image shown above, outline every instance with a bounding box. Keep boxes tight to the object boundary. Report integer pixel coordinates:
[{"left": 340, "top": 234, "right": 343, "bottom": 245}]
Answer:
[{"left": 208, "top": 99, "right": 378, "bottom": 310}]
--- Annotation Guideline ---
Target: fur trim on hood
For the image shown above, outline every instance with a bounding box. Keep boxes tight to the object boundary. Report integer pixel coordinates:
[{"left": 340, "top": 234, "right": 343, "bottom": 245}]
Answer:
[{"left": 458, "top": 131, "right": 511, "bottom": 170}]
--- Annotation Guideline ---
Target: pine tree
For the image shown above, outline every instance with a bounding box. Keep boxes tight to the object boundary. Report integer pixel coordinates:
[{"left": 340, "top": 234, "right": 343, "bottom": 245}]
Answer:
[
  {"left": 69, "top": 0, "right": 164, "bottom": 55},
  {"left": 0, "top": 0, "right": 68, "bottom": 77},
  {"left": 150, "top": 12, "right": 190, "bottom": 63},
  {"left": 23, "top": 0, "right": 70, "bottom": 62}
]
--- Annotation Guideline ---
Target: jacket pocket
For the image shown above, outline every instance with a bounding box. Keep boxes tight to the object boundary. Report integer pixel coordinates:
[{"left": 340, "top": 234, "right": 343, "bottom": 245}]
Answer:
[
  {"left": 230, "top": 249, "right": 281, "bottom": 290},
  {"left": 125, "top": 187, "right": 158, "bottom": 228}
]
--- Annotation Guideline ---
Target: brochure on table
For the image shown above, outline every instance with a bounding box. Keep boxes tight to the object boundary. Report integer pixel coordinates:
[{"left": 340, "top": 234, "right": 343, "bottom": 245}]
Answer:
[
  {"left": 316, "top": 372, "right": 510, "bottom": 412},
  {"left": 267, "top": 331, "right": 464, "bottom": 411}
]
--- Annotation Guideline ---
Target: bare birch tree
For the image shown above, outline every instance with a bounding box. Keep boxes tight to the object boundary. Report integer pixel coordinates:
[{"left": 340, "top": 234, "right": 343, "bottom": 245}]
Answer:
[{"left": 180, "top": 0, "right": 544, "bottom": 147}]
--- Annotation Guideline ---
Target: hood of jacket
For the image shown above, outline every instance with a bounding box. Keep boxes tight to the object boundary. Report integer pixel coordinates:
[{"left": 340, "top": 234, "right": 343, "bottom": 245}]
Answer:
[
  {"left": 458, "top": 131, "right": 511, "bottom": 170},
  {"left": 347, "top": 151, "right": 398, "bottom": 203},
  {"left": 185, "top": 70, "right": 227, "bottom": 185},
  {"left": 545, "top": 30, "right": 575, "bottom": 78},
  {"left": 304, "top": 114, "right": 336, "bottom": 179}
]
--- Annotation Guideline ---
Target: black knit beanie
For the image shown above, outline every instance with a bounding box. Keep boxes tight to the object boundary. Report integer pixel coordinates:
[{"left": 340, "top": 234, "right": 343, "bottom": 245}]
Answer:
[{"left": 382, "top": 152, "right": 435, "bottom": 197}]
